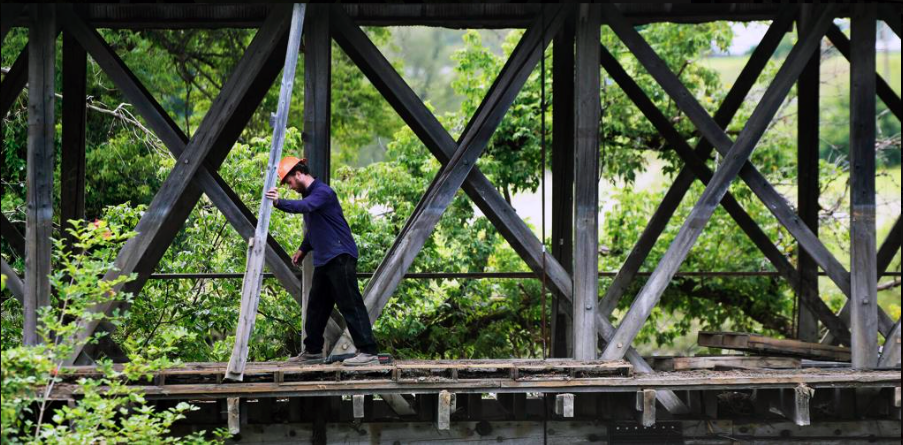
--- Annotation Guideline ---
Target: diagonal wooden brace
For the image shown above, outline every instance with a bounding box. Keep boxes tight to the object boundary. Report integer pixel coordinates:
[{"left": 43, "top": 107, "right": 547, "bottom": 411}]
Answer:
[{"left": 600, "top": 4, "right": 840, "bottom": 360}]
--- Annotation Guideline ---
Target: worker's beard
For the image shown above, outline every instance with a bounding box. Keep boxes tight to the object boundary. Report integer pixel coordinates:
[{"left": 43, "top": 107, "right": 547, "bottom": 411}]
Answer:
[{"left": 294, "top": 183, "right": 307, "bottom": 195}]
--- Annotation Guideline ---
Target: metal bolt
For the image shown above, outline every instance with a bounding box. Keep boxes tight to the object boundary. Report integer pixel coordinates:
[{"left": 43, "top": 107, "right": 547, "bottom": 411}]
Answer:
[{"left": 183, "top": 158, "right": 189, "bottom": 164}]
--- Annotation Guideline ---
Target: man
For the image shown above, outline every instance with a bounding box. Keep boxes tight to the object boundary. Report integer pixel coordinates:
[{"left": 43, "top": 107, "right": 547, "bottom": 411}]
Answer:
[{"left": 265, "top": 156, "right": 379, "bottom": 366}]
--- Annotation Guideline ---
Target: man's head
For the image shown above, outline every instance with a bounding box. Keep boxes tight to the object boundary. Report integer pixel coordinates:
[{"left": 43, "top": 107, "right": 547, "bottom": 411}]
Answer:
[{"left": 278, "top": 157, "right": 314, "bottom": 194}]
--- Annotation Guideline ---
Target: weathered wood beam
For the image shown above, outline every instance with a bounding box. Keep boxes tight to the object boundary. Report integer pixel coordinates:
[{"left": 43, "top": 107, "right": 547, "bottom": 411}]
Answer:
[
  {"left": 597, "top": 8, "right": 795, "bottom": 318},
  {"left": 0, "top": 3, "right": 25, "bottom": 44},
  {"left": 636, "top": 389, "right": 656, "bottom": 427},
  {"left": 226, "top": 3, "right": 306, "bottom": 382},
  {"left": 877, "top": 217, "right": 902, "bottom": 278},
  {"left": 609, "top": 8, "right": 891, "bottom": 337},
  {"left": 24, "top": 4, "right": 55, "bottom": 346},
  {"left": 595, "top": 13, "right": 849, "bottom": 345},
  {"left": 61, "top": 31, "right": 87, "bottom": 253},
  {"left": 60, "top": 6, "right": 303, "bottom": 363},
  {"left": 327, "top": 6, "right": 688, "bottom": 414},
  {"left": 878, "top": 319, "right": 901, "bottom": 368},
  {"left": 0, "top": 45, "right": 28, "bottom": 118},
  {"left": 300, "top": 4, "right": 332, "bottom": 346},
  {"left": 849, "top": 3, "right": 878, "bottom": 370},
  {"left": 328, "top": 4, "right": 572, "bottom": 343},
  {"left": 1, "top": 213, "right": 25, "bottom": 257},
  {"left": 554, "top": 393, "right": 575, "bottom": 418},
  {"left": 1, "top": 257, "right": 24, "bottom": 304},
  {"left": 796, "top": 4, "right": 822, "bottom": 342},
  {"left": 823, "top": 216, "right": 901, "bottom": 346},
  {"left": 599, "top": 4, "right": 838, "bottom": 360},
  {"left": 550, "top": 15, "right": 575, "bottom": 359},
  {"left": 572, "top": 3, "right": 601, "bottom": 361},
  {"left": 328, "top": 5, "right": 573, "bottom": 309},
  {"left": 5, "top": 4, "right": 816, "bottom": 30},
  {"left": 879, "top": 5, "right": 902, "bottom": 40},
  {"left": 437, "top": 390, "right": 454, "bottom": 430},
  {"left": 826, "top": 24, "right": 902, "bottom": 123}
]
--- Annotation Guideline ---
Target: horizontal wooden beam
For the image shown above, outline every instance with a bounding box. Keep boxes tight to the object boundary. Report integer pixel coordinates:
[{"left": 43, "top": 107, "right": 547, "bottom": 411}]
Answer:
[
  {"left": 5, "top": 4, "right": 802, "bottom": 29},
  {"left": 47, "top": 367, "right": 901, "bottom": 400}
]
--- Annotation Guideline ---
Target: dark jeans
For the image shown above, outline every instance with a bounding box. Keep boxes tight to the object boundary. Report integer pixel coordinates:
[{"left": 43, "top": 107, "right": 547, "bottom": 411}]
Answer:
[{"left": 304, "top": 254, "right": 378, "bottom": 355}]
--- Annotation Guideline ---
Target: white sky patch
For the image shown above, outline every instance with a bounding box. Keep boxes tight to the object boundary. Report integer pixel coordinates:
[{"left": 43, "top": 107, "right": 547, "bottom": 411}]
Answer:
[{"left": 720, "top": 20, "right": 900, "bottom": 56}]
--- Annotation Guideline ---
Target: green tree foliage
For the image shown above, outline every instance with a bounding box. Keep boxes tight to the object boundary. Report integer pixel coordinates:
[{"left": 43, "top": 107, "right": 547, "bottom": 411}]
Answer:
[{"left": 1, "top": 222, "right": 226, "bottom": 443}]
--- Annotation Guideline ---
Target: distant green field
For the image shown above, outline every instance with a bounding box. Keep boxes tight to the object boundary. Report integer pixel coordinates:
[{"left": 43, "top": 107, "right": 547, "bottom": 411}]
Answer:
[{"left": 700, "top": 52, "right": 902, "bottom": 96}]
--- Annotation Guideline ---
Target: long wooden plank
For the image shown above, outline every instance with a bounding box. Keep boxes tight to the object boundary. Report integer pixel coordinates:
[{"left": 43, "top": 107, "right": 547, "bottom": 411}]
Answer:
[
  {"left": 698, "top": 332, "right": 850, "bottom": 362},
  {"left": 1, "top": 257, "right": 24, "bottom": 304},
  {"left": 24, "top": 4, "right": 55, "bottom": 346},
  {"left": 47, "top": 369, "right": 902, "bottom": 400},
  {"left": 599, "top": 4, "right": 838, "bottom": 360},
  {"left": 826, "top": 24, "right": 902, "bottom": 123},
  {"left": 849, "top": 4, "right": 878, "bottom": 370},
  {"left": 335, "top": 5, "right": 570, "bottom": 335},
  {"left": 60, "top": 6, "right": 303, "bottom": 363},
  {"left": 597, "top": 8, "right": 796, "bottom": 318},
  {"left": 61, "top": 31, "right": 88, "bottom": 252},
  {"left": 226, "top": 3, "right": 306, "bottom": 381},
  {"left": 327, "top": 6, "right": 688, "bottom": 414},
  {"left": 877, "top": 319, "right": 901, "bottom": 368},
  {"left": 796, "top": 4, "right": 822, "bottom": 342},
  {"left": 596, "top": 40, "right": 849, "bottom": 344},
  {"left": 550, "top": 15, "right": 575, "bottom": 359},
  {"left": 572, "top": 3, "right": 601, "bottom": 360}
]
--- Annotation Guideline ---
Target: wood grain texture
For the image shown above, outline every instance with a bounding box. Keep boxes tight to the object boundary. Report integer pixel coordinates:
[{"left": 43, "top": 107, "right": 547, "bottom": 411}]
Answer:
[
  {"left": 848, "top": 3, "right": 878, "bottom": 369},
  {"left": 227, "top": 3, "right": 306, "bottom": 381},
  {"left": 572, "top": 3, "right": 601, "bottom": 361},
  {"left": 24, "top": 4, "right": 55, "bottom": 346}
]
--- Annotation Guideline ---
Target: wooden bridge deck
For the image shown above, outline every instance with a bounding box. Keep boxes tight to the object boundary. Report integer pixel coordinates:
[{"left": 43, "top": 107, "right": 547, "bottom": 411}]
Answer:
[{"left": 50, "top": 359, "right": 900, "bottom": 400}]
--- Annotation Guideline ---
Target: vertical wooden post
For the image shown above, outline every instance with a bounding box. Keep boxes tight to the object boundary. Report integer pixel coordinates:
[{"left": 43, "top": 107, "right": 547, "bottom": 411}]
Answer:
[
  {"left": 226, "top": 4, "right": 306, "bottom": 380},
  {"left": 61, "top": 31, "right": 87, "bottom": 252},
  {"left": 301, "top": 4, "right": 331, "bottom": 349},
  {"left": 849, "top": 3, "right": 878, "bottom": 369},
  {"left": 24, "top": 4, "right": 55, "bottom": 346},
  {"left": 551, "top": 14, "right": 575, "bottom": 359},
  {"left": 796, "top": 5, "right": 821, "bottom": 342},
  {"left": 572, "top": 3, "right": 600, "bottom": 360}
]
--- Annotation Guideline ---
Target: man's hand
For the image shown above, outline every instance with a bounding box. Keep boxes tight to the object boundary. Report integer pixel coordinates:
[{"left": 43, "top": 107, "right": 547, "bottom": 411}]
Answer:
[
  {"left": 265, "top": 187, "right": 279, "bottom": 205},
  {"left": 292, "top": 249, "right": 306, "bottom": 265}
]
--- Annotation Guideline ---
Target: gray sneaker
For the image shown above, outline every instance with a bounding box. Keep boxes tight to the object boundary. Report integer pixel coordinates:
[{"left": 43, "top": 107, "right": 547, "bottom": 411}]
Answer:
[
  {"left": 342, "top": 352, "right": 379, "bottom": 366},
  {"left": 288, "top": 350, "right": 324, "bottom": 364}
]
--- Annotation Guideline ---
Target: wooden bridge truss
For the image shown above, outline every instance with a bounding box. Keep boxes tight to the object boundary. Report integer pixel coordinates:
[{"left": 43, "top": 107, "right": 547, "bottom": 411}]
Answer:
[{"left": 1, "top": 3, "right": 901, "bottom": 443}]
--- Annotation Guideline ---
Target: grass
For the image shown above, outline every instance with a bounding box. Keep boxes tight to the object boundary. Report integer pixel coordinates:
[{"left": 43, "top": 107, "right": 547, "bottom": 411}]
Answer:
[{"left": 700, "top": 52, "right": 902, "bottom": 96}]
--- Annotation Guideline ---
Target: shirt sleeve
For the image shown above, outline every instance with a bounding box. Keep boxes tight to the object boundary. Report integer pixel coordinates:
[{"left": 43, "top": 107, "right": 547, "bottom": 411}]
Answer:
[
  {"left": 299, "top": 232, "right": 313, "bottom": 253},
  {"left": 274, "top": 187, "right": 332, "bottom": 214}
]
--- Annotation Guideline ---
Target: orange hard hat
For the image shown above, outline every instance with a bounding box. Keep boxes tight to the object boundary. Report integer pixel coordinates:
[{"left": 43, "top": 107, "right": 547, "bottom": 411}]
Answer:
[{"left": 277, "top": 156, "right": 306, "bottom": 184}]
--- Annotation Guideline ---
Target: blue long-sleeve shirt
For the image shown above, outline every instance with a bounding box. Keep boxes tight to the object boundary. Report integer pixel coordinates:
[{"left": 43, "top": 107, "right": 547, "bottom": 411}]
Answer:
[{"left": 274, "top": 179, "right": 359, "bottom": 267}]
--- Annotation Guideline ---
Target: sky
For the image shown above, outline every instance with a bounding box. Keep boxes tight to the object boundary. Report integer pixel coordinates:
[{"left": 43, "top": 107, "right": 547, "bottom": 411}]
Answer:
[{"left": 725, "top": 20, "right": 901, "bottom": 55}]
